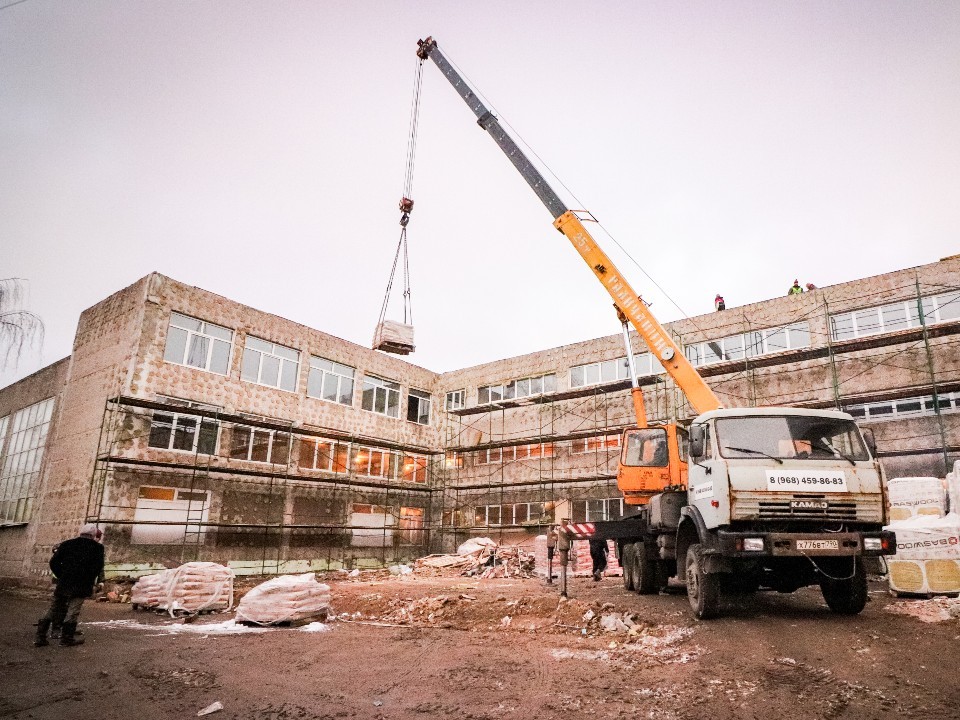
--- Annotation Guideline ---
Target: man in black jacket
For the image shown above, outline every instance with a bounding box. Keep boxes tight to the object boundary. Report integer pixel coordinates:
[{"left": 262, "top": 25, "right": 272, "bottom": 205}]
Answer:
[{"left": 35, "top": 523, "right": 105, "bottom": 647}]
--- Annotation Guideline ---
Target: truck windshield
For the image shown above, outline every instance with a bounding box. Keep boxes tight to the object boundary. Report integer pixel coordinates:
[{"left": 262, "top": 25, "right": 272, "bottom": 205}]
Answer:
[
  {"left": 621, "top": 428, "right": 669, "bottom": 467},
  {"left": 715, "top": 416, "right": 870, "bottom": 461}
]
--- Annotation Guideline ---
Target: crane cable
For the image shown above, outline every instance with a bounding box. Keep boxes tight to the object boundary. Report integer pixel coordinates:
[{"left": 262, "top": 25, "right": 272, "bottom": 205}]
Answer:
[{"left": 376, "top": 57, "right": 425, "bottom": 329}]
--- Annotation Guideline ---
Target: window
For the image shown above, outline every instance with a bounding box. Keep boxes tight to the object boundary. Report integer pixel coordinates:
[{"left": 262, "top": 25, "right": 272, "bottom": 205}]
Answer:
[
  {"left": 348, "top": 445, "right": 428, "bottom": 483},
  {"left": 163, "top": 312, "right": 233, "bottom": 375},
  {"left": 445, "top": 451, "right": 463, "bottom": 469},
  {"left": 715, "top": 416, "right": 869, "bottom": 461},
  {"left": 829, "top": 291, "right": 960, "bottom": 342},
  {"left": 229, "top": 425, "right": 291, "bottom": 465},
  {"left": 131, "top": 486, "right": 210, "bottom": 545},
  {"left": 570, "top": 353, "right": 664, "bottom": 388},
  {"left": 445, "top": 390, "right": 465, "bottom": 411},
  {"left": 0, "top": 398, "right": 55, "bottom": 525},
  {"left": 845, "top": 391, "right": 960, "bottom": 422},
  {"left": 350, "top": 503, "right": 392, "bottom": 547},
  {"left": 571, "top": 433, "right": 622, "bottom": 454},
  {"left": 685, "top": 322, "right": 811, "bottom": 367},
  {"left": 241, "top": 336, "right": 300, "bottom": 392},
  {"left": 571, "top": 497, "right": 624, "bottom": 522},
  {"left": 476, "top": 442, "right": 555, "bottom": 464},
  {"left": 148, "top": 398, "right": 220, "bottom": 455},
  {"left": 361, "top": 375, "right": 401, "bottom": 418},
  {"left": 475, "top": 502, "right": 546, "bottom": 527},
  {"left": 407, "top": 389, "right": 431, "bottom": 425},
  {"left": 398, "top": 506, "right": 426, "bottom": 545},
  {"left": 307, "top": 356, "right": 354, "bottom": 406},
  {"left": 305, "top": 439, "right": 349, "bottom": 472},
  {"left": 479, "top": 373, "right": 556, "bottom": 404},
  {"left": 401, "top": 454, "right": 428, "bottom": 483}
]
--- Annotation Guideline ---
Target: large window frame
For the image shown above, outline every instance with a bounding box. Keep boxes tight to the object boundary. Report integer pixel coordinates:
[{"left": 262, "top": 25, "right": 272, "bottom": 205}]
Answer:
[
  {"left": 445, "top": 389, "right": 465, "bottom": 411},
  {"left": 685, "top": 322, "right": 811, "bottom": 367},
  {"left": 478, "top": 373, "right": 556, "bottom": 405},
  {"left": 147, "top": 398, "right": 220, "bottom": 455},
  {"left": 407, "top": 389, "right": 431, "bottom": 425},
  {"left": 361, "top": 375, "right": 401, "bottom": 418},
  {"left": 571, "top": 433, "right": 622, "bottom": 454},
  {"left": 163, "top": 312, "right": 233, "bottom": 375},
  {"left": 0, "top": 398, "right": 55, "bottom": 526},
  {"left": 570, "top": 353, "right": 663, "bottom": 388},
  {"left": 829, "top": 291, "right": 960, "bottom": 342},
  {"left": 307, "top": 356, "right": 355, "bottom": 406},
  {"left": 476, "top": 442, "right": 555, "bottom": 465},
  {"left": 845, "top": 391, "right": 960, "bottom": 422},
  {"left": 229, "top": 425, "right": 291, "bottom": 465},
  {"left": 241, "top": 336, "right": 300, "bottom": 392},
  {"left": 475, "top": 501, "right": 547, "bottom": 527}
]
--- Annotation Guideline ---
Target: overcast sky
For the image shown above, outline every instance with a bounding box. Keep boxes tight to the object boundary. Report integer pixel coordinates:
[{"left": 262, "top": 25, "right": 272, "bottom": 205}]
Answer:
[{"left": 2, "top": 1, "right": 958, "bottom": 388}]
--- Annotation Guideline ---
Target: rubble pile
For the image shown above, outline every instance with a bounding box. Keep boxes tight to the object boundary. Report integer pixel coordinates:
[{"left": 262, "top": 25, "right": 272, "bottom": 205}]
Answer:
[
  {"left": 130, "top": 562, "right": 234, "bottom": 615},
  {"left": 235, "top": 573, "right": 331, "bottom": 625},
  {"left": 414, "top": 538, "right": 536, "bottom": 578}
]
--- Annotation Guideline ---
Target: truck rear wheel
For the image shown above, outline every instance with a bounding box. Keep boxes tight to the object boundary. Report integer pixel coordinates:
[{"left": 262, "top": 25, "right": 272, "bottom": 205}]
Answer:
[
  {"left": 621, "top": 543, "right": 636, "bottom": 591},
  {"left": 686, "top": 543, "right": 721, "bottom": 619},
  {"left": 820, "top": 558, "right": 868, "bottom": 615},
  {"left": 636, "top": 541, "right": 658, "bottom": 595}
]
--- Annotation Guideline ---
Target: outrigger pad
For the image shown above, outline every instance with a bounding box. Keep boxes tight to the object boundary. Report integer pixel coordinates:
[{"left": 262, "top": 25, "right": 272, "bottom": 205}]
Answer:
[{"left": 373, "top": 320, "right": 415, "bottom": 355}]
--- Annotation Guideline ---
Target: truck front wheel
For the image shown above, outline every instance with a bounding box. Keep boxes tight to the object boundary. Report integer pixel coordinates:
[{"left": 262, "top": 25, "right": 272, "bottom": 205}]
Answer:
[
  {"left": 686, "top": 543, "right": 721, "bottom": 619},
  {"left": 820, "top": 558, "right": 868, "bottom": 615}
]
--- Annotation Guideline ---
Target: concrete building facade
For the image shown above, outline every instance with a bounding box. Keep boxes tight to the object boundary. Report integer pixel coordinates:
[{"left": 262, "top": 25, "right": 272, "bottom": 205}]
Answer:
[{"left": 1, "top": 257, "right": 958, "bottom": 582}]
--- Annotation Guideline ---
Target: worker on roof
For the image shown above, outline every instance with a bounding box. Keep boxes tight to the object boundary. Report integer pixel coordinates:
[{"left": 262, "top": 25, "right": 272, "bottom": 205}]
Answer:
[
  {"left": 806, "top": 282, "right": 817, "bottom": 291},
  {"left": 715, "top": 294, "right": 726, "bottom": 311},
  {"left": 788, "top": 279, "right": 804, "bottom": 296}
]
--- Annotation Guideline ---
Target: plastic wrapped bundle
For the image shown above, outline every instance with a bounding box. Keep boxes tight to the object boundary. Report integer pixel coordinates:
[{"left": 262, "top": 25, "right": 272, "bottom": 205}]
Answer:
[
  {"left": 129, "top": 562, "right": 234, "bottom": 615},
  {"left": 885, "top": 513, "right": 960, "bottom": 595},
  {"left": 887, "top": 477, "right": 946, "bottom": 521},
  {"left": 373, "top": 320, "right": 415, "bottom": 355},
  {"left": 235, "top": 573, "right": 332, "bottom": 625}
]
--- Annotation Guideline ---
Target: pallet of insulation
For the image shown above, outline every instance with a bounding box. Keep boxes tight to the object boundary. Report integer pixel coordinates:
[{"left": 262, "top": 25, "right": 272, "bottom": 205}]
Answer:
[
  {"left": 130, "top": 562, "right": 234, "bottom": 614},
  {"left": 886, "top": 513, "right": 960, "bottom": 596},
  {"left": 887, "top": 477, "right": 946, "bottom": 522},
  {"left": 235, "top": 573, "right": 331, "bottom": 625}
]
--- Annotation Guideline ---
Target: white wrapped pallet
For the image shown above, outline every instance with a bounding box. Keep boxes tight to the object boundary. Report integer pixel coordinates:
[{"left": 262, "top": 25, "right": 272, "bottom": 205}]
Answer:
[
  {"left": 947, "top": 461, "right": 960, "bottom": 514},
  {"left": 885, "top": 513, "right": 960, "bottom": 595},
  {"left": 886, "top": 477, "right": 946, "bottom": 522},
  {"left": 373, "top": 320, "right": 415, "bottom": 355},
  {"left": 129, "top": 562, "right": 234, "bottom": 615},
  {"left": 235, "top": 573, "right": 331, "bottom": 625}
]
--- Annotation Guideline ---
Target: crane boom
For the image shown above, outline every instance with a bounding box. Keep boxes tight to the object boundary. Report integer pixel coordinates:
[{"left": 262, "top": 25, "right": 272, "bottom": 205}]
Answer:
[{"left": 417, "top": 37, "right": 721, "bottom": 415}]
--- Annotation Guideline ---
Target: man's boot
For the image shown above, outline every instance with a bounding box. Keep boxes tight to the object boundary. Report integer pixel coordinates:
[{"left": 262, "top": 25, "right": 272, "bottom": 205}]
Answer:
[
  {"left": 34, "top": 618, "right": 51, "bottom": 647},
  {"left": 60, "top": 621, "right": 84, "bottom": 646}
]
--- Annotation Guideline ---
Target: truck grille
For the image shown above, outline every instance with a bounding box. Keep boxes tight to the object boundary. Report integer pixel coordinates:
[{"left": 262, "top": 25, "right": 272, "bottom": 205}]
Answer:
[{"left": 732, "top": 492, "right": 884, "bottom": 523}]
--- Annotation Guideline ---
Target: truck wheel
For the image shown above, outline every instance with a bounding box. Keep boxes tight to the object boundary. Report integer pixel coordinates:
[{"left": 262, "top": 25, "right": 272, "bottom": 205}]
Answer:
[
  {"left": 686, "top": 543, "right": 721, "bottom": 619},
  {"left": 820, "top": 558, "right": 868, "bottom": 615},
  {"left": 621, "top": 543, "right": 637, "bottom": 591},
  {"left": 636, "top": 541, "right": 658, "bottom": 595}
]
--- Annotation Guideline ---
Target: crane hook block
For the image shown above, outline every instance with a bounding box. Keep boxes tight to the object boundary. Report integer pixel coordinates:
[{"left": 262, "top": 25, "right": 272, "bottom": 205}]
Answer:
[
  {"left": 399, "top": 197, "right": 414, "bottom": 227},
  {"left": 417, "top": 37, "right": 436, "bottom": 60}
]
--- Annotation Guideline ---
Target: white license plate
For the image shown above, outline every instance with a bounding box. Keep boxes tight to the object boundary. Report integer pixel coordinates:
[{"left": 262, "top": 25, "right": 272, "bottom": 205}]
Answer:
[{"left": 796, "top": 539, "right": 839, "bottom": 551}]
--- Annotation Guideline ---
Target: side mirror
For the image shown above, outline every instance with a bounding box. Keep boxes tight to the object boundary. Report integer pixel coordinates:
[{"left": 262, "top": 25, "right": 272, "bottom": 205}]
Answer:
[
  {"left": 689, "top": 425, "right": 705, "bottom": 458},
  {"left": 862, "top": 428, "right": 877, "bottom": 457}
]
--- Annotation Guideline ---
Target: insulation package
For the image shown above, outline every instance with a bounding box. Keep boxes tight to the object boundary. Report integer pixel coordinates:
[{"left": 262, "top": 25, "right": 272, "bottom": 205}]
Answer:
[
  {"left": 130, "top": 562, "right": 234, "bottom": 614},
  {"left": 886, "top": 477, "right": 946, "bottom": 522},
  {"left": 373, "top": 320, "right": 415, "bottom": 354},
  {"left": 234, "top": 573, "right": 331, "bottom": 625},
  {"left": 885, "top": 513, "right": 960, "bottom": 595}
]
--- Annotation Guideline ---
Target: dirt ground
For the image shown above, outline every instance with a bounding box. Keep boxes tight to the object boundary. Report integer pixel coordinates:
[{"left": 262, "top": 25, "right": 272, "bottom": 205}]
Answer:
[{"left": 2, "top": 570, "right": 959, "bottom": 720}]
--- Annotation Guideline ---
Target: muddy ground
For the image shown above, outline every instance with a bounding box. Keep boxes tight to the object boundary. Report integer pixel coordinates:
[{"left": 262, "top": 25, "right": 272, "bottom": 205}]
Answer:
[{"left": 2, "top": 571, "right": 959, "bottom": 720}]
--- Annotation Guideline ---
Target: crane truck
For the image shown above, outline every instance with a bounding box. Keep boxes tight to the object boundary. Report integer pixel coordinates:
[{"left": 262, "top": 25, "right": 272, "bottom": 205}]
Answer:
[{"left": 415, "top": 36, "right": 895, "bottom": 619}]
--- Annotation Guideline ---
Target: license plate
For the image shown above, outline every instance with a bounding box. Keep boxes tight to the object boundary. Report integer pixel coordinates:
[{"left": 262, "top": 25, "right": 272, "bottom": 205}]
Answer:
[{"left": 796, "top": 539, "right": 839, "bottom": 551}]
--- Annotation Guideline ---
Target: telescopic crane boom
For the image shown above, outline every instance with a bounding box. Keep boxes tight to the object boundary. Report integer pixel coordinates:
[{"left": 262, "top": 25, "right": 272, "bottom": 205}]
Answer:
[{"left": 416, "top": 37, "right": 721, "bottom": 419}]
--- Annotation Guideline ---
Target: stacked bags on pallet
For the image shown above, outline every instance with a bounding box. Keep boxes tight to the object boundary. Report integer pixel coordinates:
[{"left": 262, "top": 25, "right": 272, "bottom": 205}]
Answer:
[
  {"left": 235, "top": 573, "right": 331, "bottom": 625},
  {"left": 130, "top": 562, "right": 235, "bottom": 615},
  {"left": 885, "top": 474, "right": 960, "bottom": 596}
]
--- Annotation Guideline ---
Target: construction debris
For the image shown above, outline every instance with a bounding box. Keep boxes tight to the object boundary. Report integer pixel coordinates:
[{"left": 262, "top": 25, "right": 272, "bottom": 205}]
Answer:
[{"left": 413, "top": 539, "right": 536, "bottom": 578}]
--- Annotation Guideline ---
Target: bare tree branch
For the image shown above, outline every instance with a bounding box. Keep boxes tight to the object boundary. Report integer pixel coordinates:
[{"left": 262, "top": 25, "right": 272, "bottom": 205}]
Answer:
[{"left": 0, "top": 278, "right": 45, "bottom": 370}]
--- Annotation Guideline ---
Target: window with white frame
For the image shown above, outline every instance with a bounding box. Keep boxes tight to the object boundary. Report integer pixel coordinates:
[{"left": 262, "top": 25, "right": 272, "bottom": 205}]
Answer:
[
  {"left": 348, "top": 445, "right": 428, "bottom": 483},
  {"left": 445, "top": 389, "right": 465, "bottom": 411},
  {"left": 476, "top": 442, "right": 555, "bottom": 464},
  {"left": 829, "top": 291, "right": 960, "bottom": 342},
  {"left": 407, "top": 389, "right": 431, "bottom": 425},
  {"left": 0, "top": 398, "right": 55, "bottom": 525},
  {"left": 229, "top": 425, "right": 291, "bottom": 465},
  {"left": 570, "top": 353, "right": 663, "bottom": 388},
  {"left": 241, "top": 336, "right": 300, "bottom": 392},
  {"left": 478, "top": 373, "right": 556, "bottom": 405},
  {"left": 307, "top": 356, "right": 355, "bottom": 406},
  {"left": 845, "top": 391, "right": 960, "bottom": 422},
  {"left": 131, "top": 486, "right": 210, "bottom": 545},
  {"left": 475, "top": 502, "right": 546, "bottom": 527},
  {"left": 571, "top": 497, "right": 624, "bottom": 523},
  {"left": 684, "top": 322, "right": 811, "bottom": 367},
  {"left": 361, "top": 375, "right": 400, "bottom": 418},
  {"left": 148, "top": 398, "right": 220, "bottom": 455},
  {"left": 163, "top": 312, "right": 233, "bottom": 375},
  {"left": 304, "top": 438, "right": 349, "bottom": 473},
  {"left": 570, "top": 433, "right": 622, "bottom": 454}
]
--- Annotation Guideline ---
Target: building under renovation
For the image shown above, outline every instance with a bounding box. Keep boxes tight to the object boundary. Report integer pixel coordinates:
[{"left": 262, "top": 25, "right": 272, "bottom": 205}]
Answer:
[{"left": 0, "top": 256, "right": 958, "bottom": 582}]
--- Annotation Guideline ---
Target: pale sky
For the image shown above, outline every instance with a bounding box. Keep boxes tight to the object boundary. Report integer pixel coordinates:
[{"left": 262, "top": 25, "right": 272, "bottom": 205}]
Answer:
[{"left": 2, "top": 1, "right": 958, "bottom": 388}]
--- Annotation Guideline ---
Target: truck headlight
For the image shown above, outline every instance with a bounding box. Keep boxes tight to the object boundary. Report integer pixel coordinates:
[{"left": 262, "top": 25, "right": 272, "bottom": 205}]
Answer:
[
  {"left": 743, "top": 538, "right": 764, "bottom": 552},
  {"left": 863, "top": 537, "right": 882, "bottom": 551}
]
